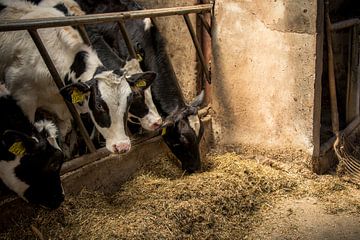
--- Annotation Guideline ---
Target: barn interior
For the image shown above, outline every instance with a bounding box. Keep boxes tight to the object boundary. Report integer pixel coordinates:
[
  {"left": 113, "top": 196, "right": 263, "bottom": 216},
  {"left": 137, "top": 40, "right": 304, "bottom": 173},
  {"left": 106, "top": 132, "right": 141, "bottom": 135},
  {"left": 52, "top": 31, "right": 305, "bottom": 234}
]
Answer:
[{"left": 1, "top": 0, "right": 360, "bottom": 239}]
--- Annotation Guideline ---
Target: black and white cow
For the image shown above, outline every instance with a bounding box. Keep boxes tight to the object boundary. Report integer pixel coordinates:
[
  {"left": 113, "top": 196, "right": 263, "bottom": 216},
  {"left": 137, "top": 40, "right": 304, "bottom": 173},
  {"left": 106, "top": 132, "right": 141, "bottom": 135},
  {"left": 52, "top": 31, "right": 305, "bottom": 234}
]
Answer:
[
  {"left": 0, "top": 0, "right": 157, "bottom": 154},
  {"left": 0, "top": 85, "right": 65, "bottom": 209},
  {"left": 73, "top": 0, "right": 205, "bottom": 173}
]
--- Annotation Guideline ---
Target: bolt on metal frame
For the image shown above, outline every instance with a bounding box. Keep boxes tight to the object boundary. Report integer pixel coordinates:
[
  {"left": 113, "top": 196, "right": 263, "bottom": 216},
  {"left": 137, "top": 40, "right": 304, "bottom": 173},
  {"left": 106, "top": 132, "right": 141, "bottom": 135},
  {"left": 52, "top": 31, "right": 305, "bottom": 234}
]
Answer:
[{"left": 0, "top": 4, "right": 213, "bottom": 166}]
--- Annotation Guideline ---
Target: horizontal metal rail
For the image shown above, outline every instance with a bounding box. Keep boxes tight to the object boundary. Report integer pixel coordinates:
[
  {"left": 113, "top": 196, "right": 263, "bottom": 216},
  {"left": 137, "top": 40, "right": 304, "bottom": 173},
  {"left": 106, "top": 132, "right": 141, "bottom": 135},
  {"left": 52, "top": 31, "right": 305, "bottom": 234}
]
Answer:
[
  {"left": 331, "top": 18, "right": 360, "bottom": 31},
  {"left": 0, "top": 4, "right": 212, "bottom": 32}
]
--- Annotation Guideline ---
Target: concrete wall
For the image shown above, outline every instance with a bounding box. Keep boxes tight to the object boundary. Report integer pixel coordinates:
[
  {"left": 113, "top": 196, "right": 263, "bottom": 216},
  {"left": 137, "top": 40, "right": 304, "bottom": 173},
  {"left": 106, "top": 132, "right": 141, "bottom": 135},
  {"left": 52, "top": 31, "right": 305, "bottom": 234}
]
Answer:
[{"left": 212, "top": 0, "right": 318, "bottom": 154}]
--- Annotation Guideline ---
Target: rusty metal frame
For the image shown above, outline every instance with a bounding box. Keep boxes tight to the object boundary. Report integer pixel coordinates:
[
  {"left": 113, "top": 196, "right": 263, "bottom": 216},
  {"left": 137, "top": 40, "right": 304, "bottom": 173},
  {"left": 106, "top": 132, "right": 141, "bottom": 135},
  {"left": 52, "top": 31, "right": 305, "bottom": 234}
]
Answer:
[{"left": 0, "top": 3, "right": 213, "bottom": 171}]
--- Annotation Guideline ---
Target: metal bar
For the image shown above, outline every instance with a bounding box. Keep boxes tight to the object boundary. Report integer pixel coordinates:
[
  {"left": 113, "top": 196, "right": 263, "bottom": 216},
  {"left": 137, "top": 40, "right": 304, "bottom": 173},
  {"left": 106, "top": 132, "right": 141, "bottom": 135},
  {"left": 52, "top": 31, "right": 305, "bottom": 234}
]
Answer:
[
  {"left": 117, "top": 20, "right": 137, "bottom": 59},
  {"left": 183, "top": 14, "right": 211, "bottom": 84},
  {"left": 325, "top": 3, "right": 340, "bottom": 135},
  {"left": 0, "top": 4, "right": 213, "bottom": 32},
  {"left": 331, "top": 18, "right": 360, "bottom": 31},
  {"left": 200, "top": 0, "right": 212, "bottom": 104},
  {"left": 77, "top": 25, "right": 91, "bottom": 46},
  {"left": 28, "top": 29, "right": 96, "bottom": 153},
  {"left": 198, "top": 13, "right": 212, "bottom": 37}
]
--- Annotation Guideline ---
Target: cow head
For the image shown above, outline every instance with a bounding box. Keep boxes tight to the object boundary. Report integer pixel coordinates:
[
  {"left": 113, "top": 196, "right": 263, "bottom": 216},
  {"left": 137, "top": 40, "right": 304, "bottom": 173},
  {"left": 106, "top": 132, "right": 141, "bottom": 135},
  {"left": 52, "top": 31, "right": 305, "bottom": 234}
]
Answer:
[
  {"left": 60, "top": 67, "right": 157, "bottom": 154},
  {"left": 122, "top": 59, "right": 162, "bottom": 131},
  {"left": 0, "top": 121, "right": 64, "bottom": 209},
  {"left": 161, "top": 91, "right": 205, "bottom": 173}
]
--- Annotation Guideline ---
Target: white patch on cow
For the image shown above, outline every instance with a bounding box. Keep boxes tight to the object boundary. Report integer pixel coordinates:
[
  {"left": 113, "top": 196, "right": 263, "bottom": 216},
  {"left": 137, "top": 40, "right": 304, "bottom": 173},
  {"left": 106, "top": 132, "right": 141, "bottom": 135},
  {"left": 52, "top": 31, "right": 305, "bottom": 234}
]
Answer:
[
  {"left": 123, "top": 59, "right": 142, "bottom": 75},
  {"left": 143, "top": 18, "right": 152, "bottom": 31},
  {"left": 188, "top": 115, "right": 201, "bottom": 137},
  {"left": 34, "top": 120, "right": 62, "bottom": 151},
  {"left": 139, "top": 87, "right": 162, "bottom": 131},
  {"left": 0, "top": 84, "right": 10, "bottom": 97},
  {"left": 0, "top": 156, "right": 29, "bottom": 200}
]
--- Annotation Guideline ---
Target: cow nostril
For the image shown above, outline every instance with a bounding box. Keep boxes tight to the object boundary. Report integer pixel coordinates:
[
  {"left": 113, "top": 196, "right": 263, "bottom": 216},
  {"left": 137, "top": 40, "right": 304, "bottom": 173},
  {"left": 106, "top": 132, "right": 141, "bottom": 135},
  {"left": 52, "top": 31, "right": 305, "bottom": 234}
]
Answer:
[
  {"left": 114, "top": 143, "right": 131, "bottom": 154},
  {"left": 152, "top": 119, "right": 163, "bottom": 130}
]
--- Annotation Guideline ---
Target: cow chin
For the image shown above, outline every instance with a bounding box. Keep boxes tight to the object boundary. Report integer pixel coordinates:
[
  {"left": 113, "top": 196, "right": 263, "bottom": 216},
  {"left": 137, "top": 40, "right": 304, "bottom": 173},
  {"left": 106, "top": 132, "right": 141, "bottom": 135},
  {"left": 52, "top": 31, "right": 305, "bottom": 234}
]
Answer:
[
  {"left": 139, "top": 115, "right": 163, "bottom": 131},
  {"left": 106, "top": 138, "right": 131, "bottom": 154}
]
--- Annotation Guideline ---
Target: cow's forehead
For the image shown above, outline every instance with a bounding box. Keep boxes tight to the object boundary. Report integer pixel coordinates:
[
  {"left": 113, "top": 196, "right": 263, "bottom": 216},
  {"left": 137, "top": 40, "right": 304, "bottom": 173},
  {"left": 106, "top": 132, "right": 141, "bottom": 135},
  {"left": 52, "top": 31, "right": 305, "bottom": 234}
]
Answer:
[
  {"left": 187, "top": 114, "right": 201, "bottom": 137},
  {"left": 123, "top": 59, "right": 142, "bottom": 76}
]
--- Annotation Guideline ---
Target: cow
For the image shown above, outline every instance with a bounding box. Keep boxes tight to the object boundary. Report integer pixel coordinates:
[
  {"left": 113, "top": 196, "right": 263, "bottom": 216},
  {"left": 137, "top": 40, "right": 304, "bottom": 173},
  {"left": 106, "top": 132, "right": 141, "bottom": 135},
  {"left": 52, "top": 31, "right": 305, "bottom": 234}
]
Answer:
[
  {"left": 73, "top": 0, "right": 206, "bottom": 173},
  {"left": 0, "top": 0, "right": 158, "bottom": 155},
  {"left": 0, "top": 84, "right": 65, "bottom": 209}
]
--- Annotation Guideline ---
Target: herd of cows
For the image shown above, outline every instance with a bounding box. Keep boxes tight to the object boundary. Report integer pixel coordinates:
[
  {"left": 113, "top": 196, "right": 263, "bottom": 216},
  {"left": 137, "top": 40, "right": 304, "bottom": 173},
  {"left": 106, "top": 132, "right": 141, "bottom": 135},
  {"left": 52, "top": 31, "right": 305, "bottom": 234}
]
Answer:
[{"left": 0, "top": 0, "right": 205, "bottom": 209}]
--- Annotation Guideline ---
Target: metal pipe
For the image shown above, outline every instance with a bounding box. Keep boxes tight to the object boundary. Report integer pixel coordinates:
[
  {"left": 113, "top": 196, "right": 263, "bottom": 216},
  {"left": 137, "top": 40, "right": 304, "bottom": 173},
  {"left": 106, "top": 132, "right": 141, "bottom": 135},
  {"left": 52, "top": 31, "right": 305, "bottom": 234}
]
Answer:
[
  {"left": 200, "top": 1, "right": 212, "bottom": 105},
  {"left": 198, "top": 13, "right": 212, "bottom": 37},
  {"left": 325, "top": 3, "right": 340, "bottom": 135},
  {"left": 183, "top": 14, "right": 211, "bottom": 84},
  {"left": 117, "top": 20, "right": 137, "bottom": 59},
  {"left": 331, "top": 18, "right": 360, "bottom": 31},
  {"left": 0, "top": 4, "right": 213, "bottom": 32},
  {"left": 77, "top": 25, "right": 91, "bottom": 46},
  {"left": 28, "top": 29, "right": 96, "bottom": 153}
]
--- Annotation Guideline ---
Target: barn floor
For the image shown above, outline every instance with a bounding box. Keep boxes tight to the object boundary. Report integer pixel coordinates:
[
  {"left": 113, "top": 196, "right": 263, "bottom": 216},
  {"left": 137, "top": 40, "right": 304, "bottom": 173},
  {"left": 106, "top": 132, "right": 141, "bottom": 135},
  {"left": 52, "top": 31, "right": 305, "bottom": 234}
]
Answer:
[{"left": 1, "top": 149, "right": 360, "bottom": 240}]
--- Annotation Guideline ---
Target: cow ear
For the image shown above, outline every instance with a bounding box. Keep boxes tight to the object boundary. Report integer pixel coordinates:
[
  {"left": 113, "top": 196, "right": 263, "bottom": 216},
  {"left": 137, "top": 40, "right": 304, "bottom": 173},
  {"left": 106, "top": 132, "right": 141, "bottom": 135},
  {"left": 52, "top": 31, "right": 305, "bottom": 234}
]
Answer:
[
  {"left": 60, "top": 82, "right": 91, "bottom": 104},
  {"left": 1, "top": 130, "right": 38, "bottom": 155},
  {"left": 126, "top": 72, "right": 157, "bottom": 91},
  {"left": 190, "top": 90, "right": 205, "bottom": 108}
]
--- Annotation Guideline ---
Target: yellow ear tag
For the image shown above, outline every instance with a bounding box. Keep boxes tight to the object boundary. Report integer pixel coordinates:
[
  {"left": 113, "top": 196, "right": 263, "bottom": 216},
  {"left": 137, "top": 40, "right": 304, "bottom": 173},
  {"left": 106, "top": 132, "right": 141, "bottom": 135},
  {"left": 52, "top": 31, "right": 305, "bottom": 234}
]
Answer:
[
  {"left": 137, "top": 53, "right": 143, "bottom": 62},
  {"left": 9, "top": 142, "right": 26, "bottom": 156},
  {"left": 71, "top": 88, "right": 85, "bottom": 104},
  {"left": 161, "top": 127, "right": 167, "bottom": 136},
  {"left": 135, "top": 80, "right": 147, "bottom": 88}
]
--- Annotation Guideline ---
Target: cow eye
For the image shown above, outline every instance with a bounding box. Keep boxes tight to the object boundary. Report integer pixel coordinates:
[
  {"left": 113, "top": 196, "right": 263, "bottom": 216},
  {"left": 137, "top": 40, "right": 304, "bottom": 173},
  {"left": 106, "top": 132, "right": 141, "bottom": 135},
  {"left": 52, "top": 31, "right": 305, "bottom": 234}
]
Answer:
[
  {"left": 96, "top": 103, "right": 104, "bottom": 111},
  {"left": 180, "top": 135, "right": 189, "bottom": 144},
  {"left": 49, "top": 161, "right": 61, "bottom": 172}
]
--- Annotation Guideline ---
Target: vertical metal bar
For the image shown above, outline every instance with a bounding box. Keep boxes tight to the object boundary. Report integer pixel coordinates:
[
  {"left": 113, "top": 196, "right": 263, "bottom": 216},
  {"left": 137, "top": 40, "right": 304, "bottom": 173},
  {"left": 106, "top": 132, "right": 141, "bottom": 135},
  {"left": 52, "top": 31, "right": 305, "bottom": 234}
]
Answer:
[
  {"left": 199, "top": 0, "right": 212, "bottom": 105},
  {"left": 198, "top": 13, "right": 211, "bottom": 37},
  {"left": 77, "top": 25, "right": 91, "bottom": 46},
  {"left": 28, "top": 29, "right": 96, "bottom": 153},
  {"left": 117, "top": 20, "right": 137, "bottom": 59},
  {"left": 195, "top": 7, "right": 204, "bottom": 94},
  {"left": 183, "top": 14, "right": 211, "bottom": 84},
  {"left": 325, "top": 2, "right": 340, "bottom": 135}
]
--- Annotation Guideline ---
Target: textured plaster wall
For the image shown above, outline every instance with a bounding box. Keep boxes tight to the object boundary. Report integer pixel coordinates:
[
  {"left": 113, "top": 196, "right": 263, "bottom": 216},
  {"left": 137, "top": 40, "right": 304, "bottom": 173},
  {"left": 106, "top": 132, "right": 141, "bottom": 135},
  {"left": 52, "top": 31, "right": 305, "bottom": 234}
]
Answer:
[
  {"left": 137, "top": 0, "right": 198, "bottom": 103},
  {"left": 212, "top": 0, "right": 318, "bottom": 154}
]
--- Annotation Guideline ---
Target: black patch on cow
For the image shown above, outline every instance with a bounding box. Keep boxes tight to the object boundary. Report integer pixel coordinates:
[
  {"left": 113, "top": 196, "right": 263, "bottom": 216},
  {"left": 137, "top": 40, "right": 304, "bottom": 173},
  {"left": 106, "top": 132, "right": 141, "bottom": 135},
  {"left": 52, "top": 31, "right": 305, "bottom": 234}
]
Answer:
[
  {"left": 124, "top": 93, "right": 133, "bottom": 135},
  {"left": 54, "top": 3, "right": 70, "bottom": 16},
  {"left": 64, "top": 73, "right": 72, "bottom": 86},
  {"left": 28, "top": 0, "right": 42, "bottom": 5},
  {"left": 93, "top": 65, "right": 107, "bottom": 77},
  {"left": 70, "top": 51, "right": 88, "bottom": 79},
  {"left": 129, "top": 92, "right": 148, "bottom": 119},
  {"left": 88, "top": 81, "right": 111, "bottom": 128},
  {"left": 0, "top": 3, "right": 6, "bottom": 12}
]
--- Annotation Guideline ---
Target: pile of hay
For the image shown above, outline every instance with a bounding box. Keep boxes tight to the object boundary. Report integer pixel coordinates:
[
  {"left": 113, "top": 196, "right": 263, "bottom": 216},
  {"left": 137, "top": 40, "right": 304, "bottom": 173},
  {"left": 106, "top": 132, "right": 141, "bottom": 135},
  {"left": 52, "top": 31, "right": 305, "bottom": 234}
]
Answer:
[
  {"left": 1, "top": 151, "right": 359, "bottom": 240},
  {"left": 1, "top": 152, "right": 298, "bottom": 240}
]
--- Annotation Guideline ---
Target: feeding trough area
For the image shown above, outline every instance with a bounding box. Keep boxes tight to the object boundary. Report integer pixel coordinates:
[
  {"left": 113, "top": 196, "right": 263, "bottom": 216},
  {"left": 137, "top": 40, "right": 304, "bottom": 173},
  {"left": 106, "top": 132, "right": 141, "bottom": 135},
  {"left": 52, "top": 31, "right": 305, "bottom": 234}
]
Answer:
[{"left": 1, "top": 0, "right": 360, "bottom": 239}]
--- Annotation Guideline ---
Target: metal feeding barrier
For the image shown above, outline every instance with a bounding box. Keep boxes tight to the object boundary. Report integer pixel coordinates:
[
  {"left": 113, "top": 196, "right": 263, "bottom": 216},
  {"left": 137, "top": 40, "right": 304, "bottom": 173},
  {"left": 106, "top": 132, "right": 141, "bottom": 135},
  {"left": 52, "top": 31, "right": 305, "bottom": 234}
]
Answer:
[
  {"left": 324, "top": 1, "right": 360, "bottom": 183},
  {"left": 0, "top": 3, "right": 213, "bottom": 175}
]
